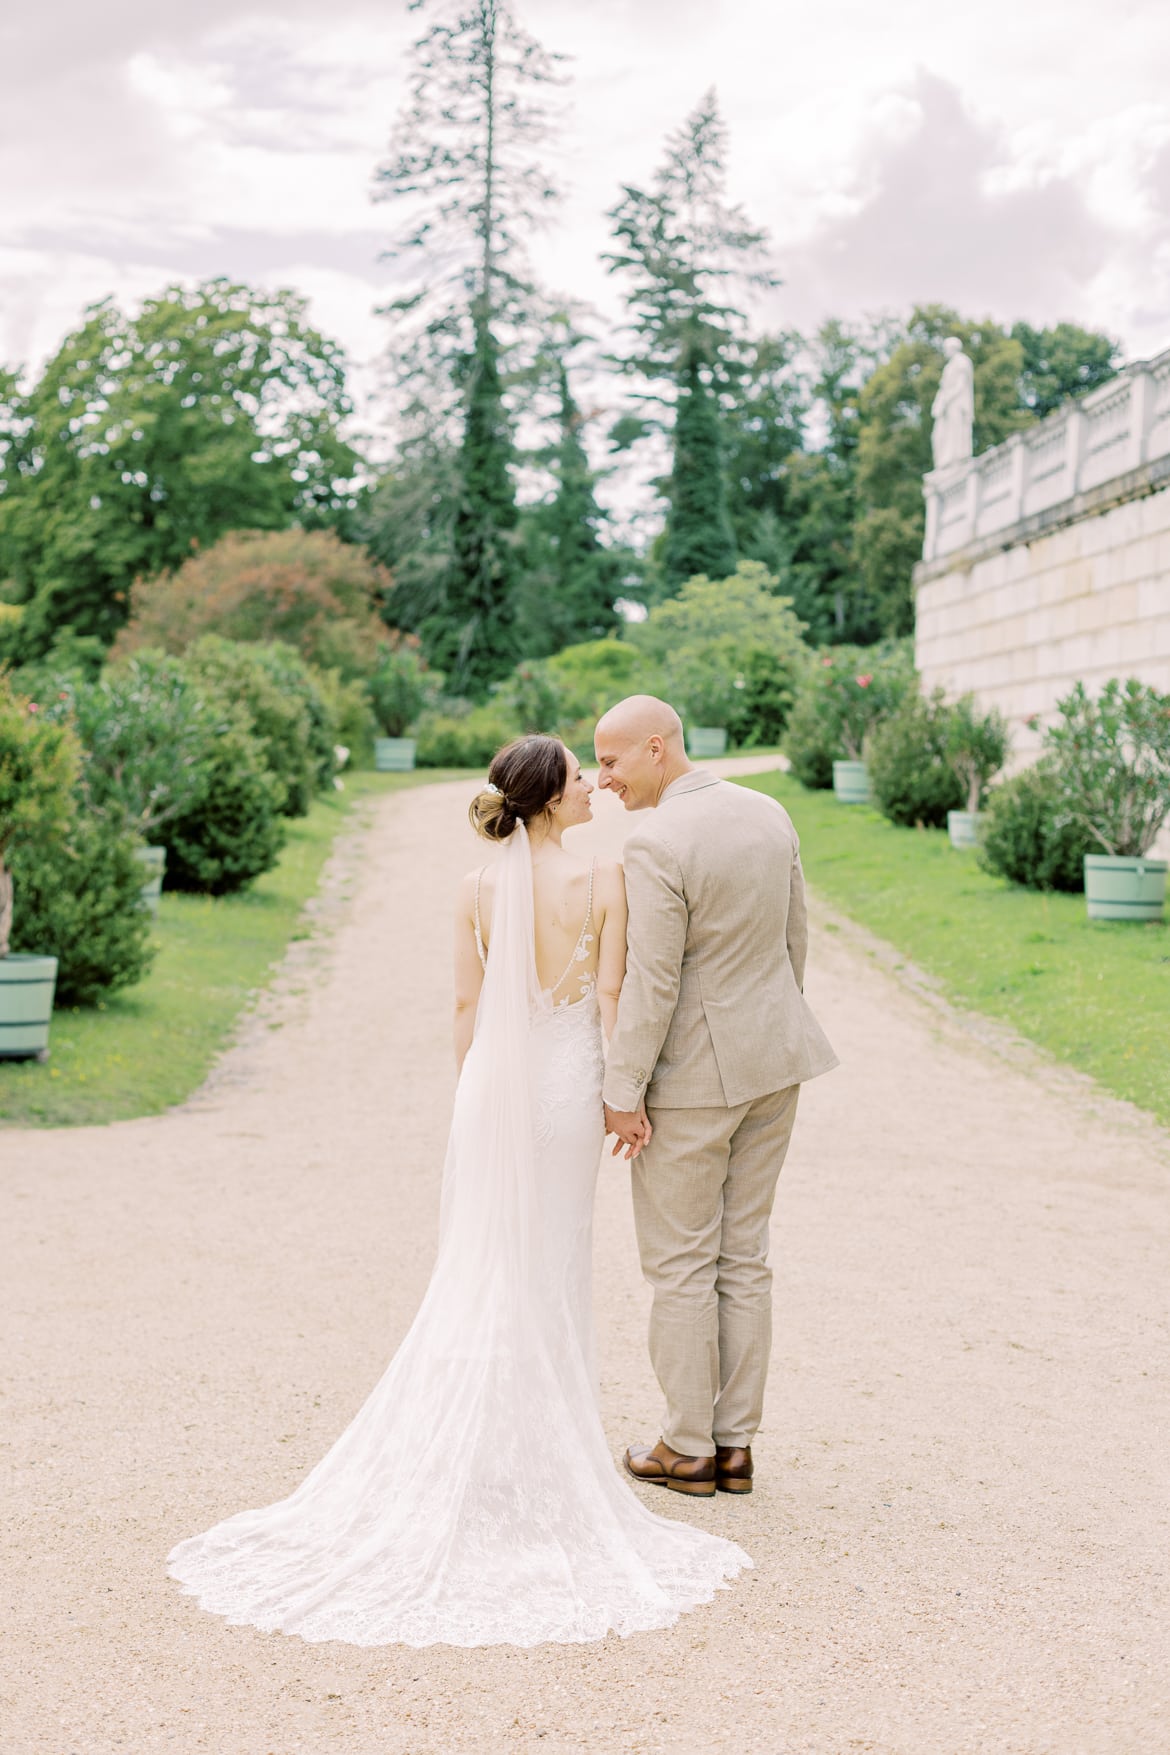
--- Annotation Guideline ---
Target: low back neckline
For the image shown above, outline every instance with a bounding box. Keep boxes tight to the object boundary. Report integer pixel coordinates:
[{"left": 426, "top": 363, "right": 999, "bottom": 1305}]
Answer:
[{"left": 474, "top": 857, "right": 597, "bottom": 1005}]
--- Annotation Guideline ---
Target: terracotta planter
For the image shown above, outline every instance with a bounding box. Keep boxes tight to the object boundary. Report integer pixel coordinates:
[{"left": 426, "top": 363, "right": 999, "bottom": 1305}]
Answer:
[
  {"left": 686, "top": 727, "right": 729, "bottom": 758},
  {"left": 1083, "top": 855, "right": 1167, "bottom": 923},
  {"left": 947, "top": 809, "right": 982, "bottom": 849},
  {"left": 375, "top": 737, "right": 417, "bottom": 773},
  {"left": 0, "top": 953, "right": 58, "bottom": 1060},
  {"left": 832, "top": 760, "right": 871, "bottom": 804}
]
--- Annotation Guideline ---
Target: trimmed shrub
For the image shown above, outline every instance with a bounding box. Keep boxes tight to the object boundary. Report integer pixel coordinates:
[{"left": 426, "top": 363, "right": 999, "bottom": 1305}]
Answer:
[
  {"left": 315, "top": 668, "right": 376, "bottom": 771},
  {"left": 163, "top": 725, "right": 286, "bottom": 894},
  {"left": 1, "top": 675, "right": 82, "bottom": 957},
  {"left": 9, "top": 813, "right": 155, "bottom": 1004},
  {"left": 185, "top": 636, "right": 317, "bottom": 816},
  {"left": 45, "top": 653, "right": 218, "bottom": 839},
  {"left": 978, "top": 763, "right": 1092, "bottom": 892},
  {"left": 868, "top": 689, "right": 967, "bottom": 828},
  {"left": 414, "top": 703, "right": 521, "bottom": 769},
  {"left": 367, "top": 642, "right": 431, "bottom": 736}
]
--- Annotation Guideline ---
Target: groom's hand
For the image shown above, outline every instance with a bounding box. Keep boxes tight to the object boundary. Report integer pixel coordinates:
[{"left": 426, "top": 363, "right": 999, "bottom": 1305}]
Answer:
[{"left": 604, "top": 1104, "right": 652, "bottom": 1162}]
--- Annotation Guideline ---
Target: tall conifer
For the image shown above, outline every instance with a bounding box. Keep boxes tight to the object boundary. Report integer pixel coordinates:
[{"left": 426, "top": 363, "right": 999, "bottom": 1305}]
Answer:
[{"left": 374, "top": 0, "right": 561, "bottom": 691}]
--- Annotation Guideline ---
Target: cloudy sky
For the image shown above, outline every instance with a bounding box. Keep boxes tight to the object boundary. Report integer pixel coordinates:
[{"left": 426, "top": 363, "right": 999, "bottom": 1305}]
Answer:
[{"left": 3, "top": 0, "right": 1169, "bottom": 446}]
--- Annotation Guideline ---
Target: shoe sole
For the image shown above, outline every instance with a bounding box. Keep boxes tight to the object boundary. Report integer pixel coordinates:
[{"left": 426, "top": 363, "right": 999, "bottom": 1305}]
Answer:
[
  {"left": 716, "top": 1478, "right": 753, "bottom": 1494},
  {"left": 624, "top": 1460, "right": 716, "bottom": 1497}
]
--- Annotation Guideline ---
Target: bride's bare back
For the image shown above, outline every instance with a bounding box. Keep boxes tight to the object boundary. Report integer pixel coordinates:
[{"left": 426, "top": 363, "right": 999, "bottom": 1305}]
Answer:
[{"left": 455, "top": 847, "right": 627, "bottom": 1065}]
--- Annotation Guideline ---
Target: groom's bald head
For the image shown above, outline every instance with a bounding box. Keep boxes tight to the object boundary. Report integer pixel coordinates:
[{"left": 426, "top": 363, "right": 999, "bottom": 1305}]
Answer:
[{"left": 595, "top": 695, "right": 691, "bottom": 811}]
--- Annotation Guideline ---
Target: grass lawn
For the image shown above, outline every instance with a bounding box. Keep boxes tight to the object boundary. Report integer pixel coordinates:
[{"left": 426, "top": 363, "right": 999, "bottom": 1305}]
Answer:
[
  {"left": 0, "top": 768, "right": 471, "bottom": 1131},
  {"left": 741, "top": 770, "right": 1170, "bottom": 1130}
]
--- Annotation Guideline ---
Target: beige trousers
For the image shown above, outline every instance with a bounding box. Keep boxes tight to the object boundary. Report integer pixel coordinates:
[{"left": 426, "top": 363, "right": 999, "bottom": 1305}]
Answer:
[{"left": 630, "top": 1085, "right": 800, "bottom": 1458}]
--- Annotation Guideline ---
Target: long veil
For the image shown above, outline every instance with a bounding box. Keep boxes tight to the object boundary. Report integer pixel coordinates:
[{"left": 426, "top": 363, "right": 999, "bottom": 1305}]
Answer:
[{"left": 169, "top": 823, "right": 750, "bottom": 1648}]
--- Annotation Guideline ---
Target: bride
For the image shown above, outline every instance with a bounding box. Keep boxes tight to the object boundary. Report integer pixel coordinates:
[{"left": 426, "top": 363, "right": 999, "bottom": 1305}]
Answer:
[{"left": 168, "top": 734, "right": 750, "bottom": 1648}]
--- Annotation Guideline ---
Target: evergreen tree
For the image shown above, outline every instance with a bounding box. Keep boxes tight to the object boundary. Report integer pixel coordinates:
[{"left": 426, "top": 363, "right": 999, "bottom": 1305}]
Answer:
[
  {"left": 516, "top": 358, "right": 621, "bottom": 655},
  {"left": 373, "top": 0, "right": 562, "bottom": 692},
  {"left": 427, "top": 316, "right": 519, "bottom": 691},
  {"left": 664, "top": 351, "right": 736, "bottom": 588},
  {"left": 605, "top": 91, "right": 775, "bottom": 595}
]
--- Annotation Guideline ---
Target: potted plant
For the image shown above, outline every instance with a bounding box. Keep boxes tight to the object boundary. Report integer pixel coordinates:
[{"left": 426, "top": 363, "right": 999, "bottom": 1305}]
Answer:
[
  {"left": 368, "top": 643, "right": 428, "bottom": 772},
  {"left": 0, "top": 679, "right": 80, "bottom": 1059},
  {"left": 830, "top": 667, "right": 881, "bottom": 804},
  {"left": 1044, "top": 678, "right": 1170, "bottom": 921},
  {"left": 945, "top": 695, "right": 1010, "bottom": 848}
]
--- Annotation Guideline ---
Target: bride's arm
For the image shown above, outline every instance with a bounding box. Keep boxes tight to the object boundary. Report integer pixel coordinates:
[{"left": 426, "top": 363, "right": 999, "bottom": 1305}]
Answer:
[
  {"left": 595, "top": 861, "right": 628, "bottom": 1044},
  {"left": 453, "top": 871, "right": 485, "bottom": 1071}
]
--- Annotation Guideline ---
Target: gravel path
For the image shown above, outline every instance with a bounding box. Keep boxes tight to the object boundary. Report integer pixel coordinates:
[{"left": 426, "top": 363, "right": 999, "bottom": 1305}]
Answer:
[{"left": 3, "top": 763, "right": 1167, "bottom": 1755}]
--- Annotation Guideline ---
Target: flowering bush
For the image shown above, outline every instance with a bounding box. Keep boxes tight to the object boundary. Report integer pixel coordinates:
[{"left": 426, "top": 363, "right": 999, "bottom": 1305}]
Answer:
[{"left": 784, "top": 640, "right": 915, "bottom": 788}]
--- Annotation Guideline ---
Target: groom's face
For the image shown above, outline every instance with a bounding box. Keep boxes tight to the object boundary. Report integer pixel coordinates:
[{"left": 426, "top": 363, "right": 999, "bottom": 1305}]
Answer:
[{"left": 594, "top": 732, "right": 661, "bottom": 811}]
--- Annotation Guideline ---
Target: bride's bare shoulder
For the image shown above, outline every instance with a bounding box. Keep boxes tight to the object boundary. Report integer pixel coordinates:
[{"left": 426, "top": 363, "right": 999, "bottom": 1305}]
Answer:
[{"left": 591, "top": 858, "right": 625, "bottom": 908}]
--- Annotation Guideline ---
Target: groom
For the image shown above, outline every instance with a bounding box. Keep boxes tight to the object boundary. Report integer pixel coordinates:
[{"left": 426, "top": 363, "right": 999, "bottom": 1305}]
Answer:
[{"left": 596, "top": 696, "right": 838, "bottom": 1498}]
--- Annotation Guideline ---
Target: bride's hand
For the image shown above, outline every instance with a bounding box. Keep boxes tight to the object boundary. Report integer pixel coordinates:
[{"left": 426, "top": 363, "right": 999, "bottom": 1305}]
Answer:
[{"left": 604, "top": 1103, "right": 652, "bottom": 1161}]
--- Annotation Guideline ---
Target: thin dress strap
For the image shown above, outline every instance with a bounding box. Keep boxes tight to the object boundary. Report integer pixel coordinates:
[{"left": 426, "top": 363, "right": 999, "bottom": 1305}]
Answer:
[
  {"left": 547, "top": 859, "right": 596, "bottom": 997},
  {"left": 473, "top": 866, "right": 487, "bottom": 970}
]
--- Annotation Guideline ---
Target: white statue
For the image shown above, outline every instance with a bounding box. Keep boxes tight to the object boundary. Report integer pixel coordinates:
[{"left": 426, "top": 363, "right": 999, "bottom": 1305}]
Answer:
[{"left": 930, "top": 337, "right": 975, "bottom": 470}]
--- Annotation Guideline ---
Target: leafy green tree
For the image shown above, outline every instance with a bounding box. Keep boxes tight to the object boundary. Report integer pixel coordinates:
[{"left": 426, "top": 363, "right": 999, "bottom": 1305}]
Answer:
[
  {"left": 630, "top": 561, "right": 807, "bottom": 743},
  {"left": 606, "top": 91, "right": 775, "bottom": 594},
  {"left": 853, "top": 306, "right": 1029, "bottom": 637},
  {"left": 1012, "top": 321, "right": 1121, "bottom": 419},
  {"left": 0, "top": 282, "right": 361, "bottom": 655},
  {"left": 373, "top": 0, "right": 563, "bottom": 693}
]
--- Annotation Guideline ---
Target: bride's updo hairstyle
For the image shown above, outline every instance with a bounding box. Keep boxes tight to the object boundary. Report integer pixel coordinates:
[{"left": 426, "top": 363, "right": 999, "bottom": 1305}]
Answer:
[{"left": 469, "top": 734, "right": 567, "bottom": 842}]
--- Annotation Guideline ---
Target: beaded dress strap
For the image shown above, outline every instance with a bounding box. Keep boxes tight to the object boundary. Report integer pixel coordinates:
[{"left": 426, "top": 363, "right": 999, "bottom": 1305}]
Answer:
[
  {"left": 473, "top": 866, "right": 487, "bottom": 970},
  {"left": 547, "top": 859, "right": 596, "bottom": 997}
]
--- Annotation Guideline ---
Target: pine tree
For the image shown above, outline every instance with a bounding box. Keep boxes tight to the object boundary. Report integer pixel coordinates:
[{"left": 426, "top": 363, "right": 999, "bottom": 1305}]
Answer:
[
  {"left": 605, "top": 91, "right": 775, "bottom": 595},
  {"left": 664, "top": 350, "right": 736, "bottom": 588},
  {"left": 373, "top": 0, "right": 562, "bottom": 693},
  {"left": 516, "top": 357, "right": 622, "bottom": 656},
  {"left": 426, "top": 316, "right": 519, "bottom": 691}
]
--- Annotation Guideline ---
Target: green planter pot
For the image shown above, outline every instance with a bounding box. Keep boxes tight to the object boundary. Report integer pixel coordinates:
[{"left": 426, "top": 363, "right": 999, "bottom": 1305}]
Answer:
[
  {"left": 134, "top": 844, "right": 167, "bottom": 915},
  {"left": 832, "top": 760, "right": 871, "bottom": 805},
  {"left": 0, "top": 953, "right": 58, "bottom": 1060},
  {"left": 947, "top": 809, "right": 982, "bottom": 849},
  {"left": 1083, "top": 855, "right": 1167, "bottom": 922},
  {"left": 375, "top": 737, "right": 417, "bottom": 773},
  {"left": 687, "top": 727, "right": 728, "bottom": 758}
]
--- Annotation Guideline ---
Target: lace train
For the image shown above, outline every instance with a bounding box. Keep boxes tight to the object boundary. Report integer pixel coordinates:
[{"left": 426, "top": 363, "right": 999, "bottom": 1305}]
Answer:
[{"left": 168, "top": 832, "right": 750, "bottom": 1647}]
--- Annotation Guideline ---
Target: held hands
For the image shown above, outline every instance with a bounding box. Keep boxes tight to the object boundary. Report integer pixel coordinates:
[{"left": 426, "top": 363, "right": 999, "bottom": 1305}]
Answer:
[{"left": 604, "top": 1103, "right": 652, "bottom": 1162}]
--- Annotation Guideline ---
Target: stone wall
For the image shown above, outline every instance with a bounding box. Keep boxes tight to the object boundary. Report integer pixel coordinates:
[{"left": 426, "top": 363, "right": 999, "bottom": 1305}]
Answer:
[{"left": 914, "top": 347, "right": 1170, "bottom": 855}]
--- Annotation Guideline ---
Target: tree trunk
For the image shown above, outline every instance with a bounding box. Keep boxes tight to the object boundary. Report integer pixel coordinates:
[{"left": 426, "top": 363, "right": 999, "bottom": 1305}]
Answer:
[{"left": 0, "top": 859, "right": 12, "bottom": 961}]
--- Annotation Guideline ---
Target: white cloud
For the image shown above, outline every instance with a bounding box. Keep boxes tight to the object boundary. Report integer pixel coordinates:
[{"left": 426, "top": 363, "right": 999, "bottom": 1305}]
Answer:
[{"left": 2, "top": 0, "right": 1168, "bottom": 419}]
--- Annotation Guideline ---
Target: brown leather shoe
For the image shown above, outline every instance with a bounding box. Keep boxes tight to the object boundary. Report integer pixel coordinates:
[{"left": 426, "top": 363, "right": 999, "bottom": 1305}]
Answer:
[
  {"left": 714, "top": 1445, "right": 753, "bottom": 1494},
  {"left": 624, "top": 1440, "right": 716, "bottom": 1497}
]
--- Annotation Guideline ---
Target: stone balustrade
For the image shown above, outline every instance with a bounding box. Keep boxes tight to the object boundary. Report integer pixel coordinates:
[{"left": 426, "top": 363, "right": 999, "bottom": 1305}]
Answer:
[{"left": 922, "top": 345, "right": 1170, "bottom": 564}]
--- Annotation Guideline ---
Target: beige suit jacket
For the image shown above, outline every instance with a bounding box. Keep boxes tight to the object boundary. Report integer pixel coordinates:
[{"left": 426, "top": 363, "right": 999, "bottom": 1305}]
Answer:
[{"left": 603, "top": 772, "right": 839, "bottom": 1111}]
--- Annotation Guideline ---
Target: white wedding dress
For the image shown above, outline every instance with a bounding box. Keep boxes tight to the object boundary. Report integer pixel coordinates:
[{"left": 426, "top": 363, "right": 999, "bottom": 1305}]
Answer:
[{"left": 168, "top": 824, "right": 750, "bottom": 1647}]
